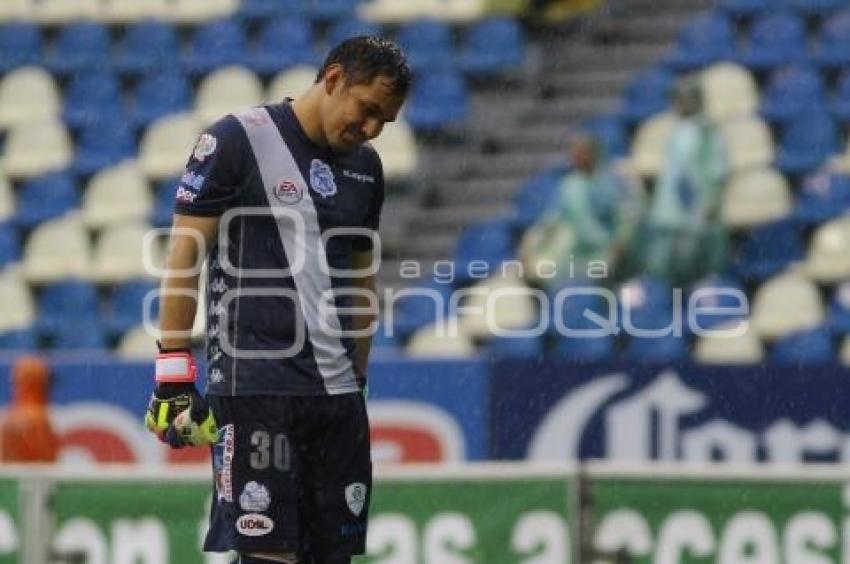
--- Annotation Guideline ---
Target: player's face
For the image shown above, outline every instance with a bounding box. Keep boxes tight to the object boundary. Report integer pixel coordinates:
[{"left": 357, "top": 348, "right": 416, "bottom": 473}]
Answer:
[{"left": 323, "top": 70, "right": 404, "bottom": 152}]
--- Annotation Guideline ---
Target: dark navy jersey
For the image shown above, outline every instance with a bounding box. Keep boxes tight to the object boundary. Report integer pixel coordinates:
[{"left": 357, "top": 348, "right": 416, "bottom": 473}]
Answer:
[{"left": 173, "top": 103, "right": 384, "bottom": 396}]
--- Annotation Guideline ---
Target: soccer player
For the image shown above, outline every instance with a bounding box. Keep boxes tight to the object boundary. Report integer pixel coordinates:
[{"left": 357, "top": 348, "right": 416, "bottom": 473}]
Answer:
[{"left": 144, "top": 37, "right": 410, "bottom": 564}]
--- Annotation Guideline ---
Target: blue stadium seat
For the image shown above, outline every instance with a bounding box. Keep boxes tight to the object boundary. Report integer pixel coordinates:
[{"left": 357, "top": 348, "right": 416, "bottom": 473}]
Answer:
[
  {"left": 46, "top": 22, "right": 111, "bottom": 77},
  {"left": 686, "top": 275, "right": 747, "bottom": 333},
  {"left": 371, "top": 323, "right": 401, "bottom": 351},
  {"left": 738, "top": 12, "right": 806, "bottom": 71},
  {"left": 582, "top": 116, "right": 628, "bottom": 158},
  {"left": 405, "top": 72, "right": 469, "bottom": 132},
  {"left": 238, "top": 0, "right": 302, "bottom": 22},
  {"left": 36, "top": 280, "right": 100, "bottom": 338},
  {"left": 0, "top": 23, "right": 42, "bottom": 73},
  {"left": 554, "top": 333, "right": 614, "bottom": 363},
  {"left": 452, "top": 220, "right": 515, "bottom": 285},
  {"left": 300, "top": 0, "right": 359, "bottom": 21},
  {"left": 398, "top": 20, "right": 454, "bottom": 73},
  {"left": 511, "top": 164, "right": 568, "bottom": 229},
  {"left": 392, "top": 282, "right": 454, "bottom": 342},
  {"left": 72, "top": 118, "right": 136, "bottom": 177},
  {"left": 0, "top": 328, "right": 37, "bottom": 351},
  {"left": 786, "top": 0, "right": 847, "bottom": 17},
  {"left": 770, "top": 327, "right": 835, "bottom": 365},
  {"left": 623, "top": 334, "right": 688, "bottom": 363},
  {"left": 731, "top": 219, "right": 805, "bottom": 281},
  {"left": 484, "top": 334, "right": 544, "bottom": 359},
  {"left": 114, "top": 21, "right": 180, "bottom": 77},
  {"left": 718, "top": 0, "right": 768, "bottom": 18},
  {"left": 0, "top": 223, "right": 21, "bottom": 269},
  {"left": 248, "top": 17, "right": 317, "bottom": 75},
  {"left": 760, "top": 66, "right": 826, "bottom": 125},
  {"left": 458, "top": 17, "right": 525, "bottom": 77},
  {"left": 128, "top": 71, "right": 192, "bottom": 129},
  {"left": 182, "top": 19, "right": 248, "bottom": 76},
  {"left": 104, "top": 279, "right": 158, "bottom": 338},
  {"left": 774, "top": 113, "right": 840, "bottom": 176},
  {"left": 152, "top": 178, "right": 178, "bottom": 228},
  {"left": 549, "top": 281, "right": 615, "bottom": 337},
  {"left": 63, "top": 72, "right": 123, "bottom": 130},
  {"left": 665, "top": 12, "right": 736, "bottom": 72},
  {"left": 52, "top": 320, "right": 108, "bottom": 351},
  {"left": 813, "top": 9, "right": 850, "bottom": 70},
  {"left": 829, "top": 70, "right": 850, "bottom": 125},
  {"left": 14, "top": 173, "right": 78, "bottom": 229},
  {"left": 326, "top": 19, "right": 380, "bottom": 46},
  {"left": 617, "top": 276, "right": 674, "bottom": 333},
  {"left": 618, "top": 68, "right": 672, "bottom": 125},
  {"left": 827, "top": 282, "right": 850, "bottom": 335},
  {"left": 795, "top": 172, "right": 850, "bottom": 224}
]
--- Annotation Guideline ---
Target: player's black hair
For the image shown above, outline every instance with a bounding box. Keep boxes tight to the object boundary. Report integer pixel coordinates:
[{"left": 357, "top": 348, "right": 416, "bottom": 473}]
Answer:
[{"left": 317, "top": 35, "right": 411, "bottom": 98}]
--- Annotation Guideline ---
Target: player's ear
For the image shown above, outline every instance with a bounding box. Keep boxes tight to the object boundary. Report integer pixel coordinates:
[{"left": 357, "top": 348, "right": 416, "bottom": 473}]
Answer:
[{"left": 323, "top": 65, "right": 345, "bottom": 95}]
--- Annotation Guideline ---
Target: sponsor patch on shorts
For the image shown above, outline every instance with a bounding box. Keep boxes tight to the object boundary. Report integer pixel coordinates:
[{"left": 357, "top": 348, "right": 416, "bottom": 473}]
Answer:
[{"left": 236, "top": 513, "right": 274, "bottom": 537}]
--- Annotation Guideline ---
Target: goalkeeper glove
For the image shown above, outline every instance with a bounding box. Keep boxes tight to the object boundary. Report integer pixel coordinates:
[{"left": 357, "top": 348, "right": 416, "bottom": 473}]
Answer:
[{"left": 144, "top": 349, "right": 219, "bottom": 449}]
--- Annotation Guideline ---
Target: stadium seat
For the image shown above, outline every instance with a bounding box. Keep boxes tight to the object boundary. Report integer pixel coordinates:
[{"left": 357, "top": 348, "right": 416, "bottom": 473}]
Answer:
[
  {"left": 731, "top": 219, "right": 805, "bottom": 281},
  {"left": 0, "top": 0, "right": 32, "bottom": 22},
  {"left": 300, "top": 0, "right": 360, "bottom": 21},
  {"left": 247, "top": 17, "right": 317, "bottom": 76},
  {"left": 0, "top": 270, "right": 35, "bottom": 335},
  {"left": 827, "top": 282, "right": 850, "bottom": 335},
  {"left": 457, "top": 273, "right": 537, "bottom": 339},
  {"left": 82, "top": 161, "right": 153, "bottom": 229},
  {"left": 719, "top": 117, "right": 774, "bottom": 172},
  {"left": 14, "top": 172, "right": 79, "bottom": 230},
  {"left": 700, "top": 63, "right": 759, "bottom": 122},
  {"left": 32, "top": 0, "right": 102, "bottom": 24},
  {"left": 237, "top": 0, "right": 302, "bottom": 22},
  {"left": 770, "top": 327, "right": 835, "bottom": 365},
  {"left": 694, "top": 320, "right": 764, "bottom": 364},
  {"left": 813, "top": 9, "right": 850, "bottom": 70},
  {"left": 389, "top": 281, "right": 454, "bottom": 342},
  {"left": 787, "top": 0, "right": 847, "bottom": 17},
  {"left": 441, "top": 0, "right": 488, "bottom": 25},
  {"left": 182, "top": 19, "right": 248, "bottom": 77},
  {"left": 623, "top": 334, "right": 688, "bottom": 363},
  {"left": 22, "top": 213, "right": 91, "bottom": 283},
  {"left": 104, "top": 279, "right": 158, "bottom": 338},
  {"left": 139, "top": 112, "right": 203, "bottom": 180},
  {"left": 128, "top": 70, "right": 193, "bottom": 128},
  {"left": 0, "top": 67, "right": 61, "bottom": 128},
  {"left": 406, "top": 320, "right": 476, "bottom": 358},
  {"left": 326, "top": 19, "right": 380, "bottom": 47},
  {"left": 36, "top": 280, "right": 100, "bottom": 338},
  {"left": 618, "top": 276, "right": 674, "bottom": 333},
  {"left": 45, "top": 22, "right": 111, "bottom": 77},
  {"left": 804, "top": 216, "right": 850, "bottom": 283},
  {"left": 717, "top": 0, "right": 768, "bottom": 18},
  {"left": 737, "top": 12, "right": 806, "bottom": 71},
  {"left": 760, "top": 66, "right": 825, "bottom": 125},
  {"left": 397, "top": 19, "right": 454, "bottom": 73},
  {"left": 90, "top": 222, "right": 160, "bottom": 283},
  {"left": 357, "top": 0, "right": 435, "bottom": 24},
  {"left": 687, "top": 275, "right": 748, "bottom": 332},
  {"left": 581, "top": 115, "right": 628, "bottom": 158},
  {"left": 151, "top": 178, "right": 178, "bottom": 227},
  {"left": 0, "top": 23, "right": 41, "bottom": 75},
  {"left": 774, "top": 113, "right": 841, "bottom": 177},
  {"left": 114, "top": 21, "right": 179, "bottom": 77},
  {"left": 405, "top": 72, "right": 470, "bottom": 132},
  {"left": 629, "top": 112, "right": 675, "bottom": 177},
  {"left": 369, "top": 118, "right": 418, "bottom": 181},
  {"left": 721, "top": 168, "right": 792, "bottom": 228},
  {"left": 619, "top": 69, "right": 672, "bottom": 125},
  {"left": 752, "top": 270, "right": 825, "bottom": 340},
  {"left": 117, "top": 323, "right": 159, "bottom": 359},
  {"left": 101, "top": 0, "right": 169, "bottom": 23},
  {"left": 196, "top": 66, "right": 264, "bottom": 125},
  {"left": 548, "top": 280, "right": 613, "bottom": 336},
  {"left": 458, "top": 17, "right": 525, "bottom": 77},
  {"left": 482, "top": 333, "right": 542, "bottom": 359},
  {"left": 170, "top": 0, "right": 239, "bottom": 24},
  {"left": 795, "top": 172, "right": 850, "bottom": 224},
  {"left": 72, "top": 118, "right": 137, "bottom": 177},
  {"left": 829, "top": 70, "right": 850, "bottom": 126},
  {"left": 0, "top": 328, "right": 37, "bottom": 351},
  {"left": 665, "top": 12, "right": 736, "bottom": 72},
  {"left": 0, "top": 223, "right": 21, "bottom": 269},
  {"left": 0, "top": 176, "right": 12, "bottom": 223},
  {"left": 554, "top": 333, "right": 615, "bottom": 363},
  {"left": 511, "top": 164, "right": 568, "bottom": 229},
  {"left": 2, "top": 119, "right": 73, "bottom": 179},
  {"left": 452, "top": 220, "right": 515, "bottom": 286},
  {"left": 267, "top": 65, "right": 318, "bottom": 102},
  {"left": 63, "top": 72, "right": 123, "bottom": 130},
  {"left": 52, "top": 319, "right": 109, "bottom": 351}
]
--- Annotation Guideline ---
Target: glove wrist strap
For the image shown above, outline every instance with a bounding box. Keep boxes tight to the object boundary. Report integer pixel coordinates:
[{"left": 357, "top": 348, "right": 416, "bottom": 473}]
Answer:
[{"left": 155, "top": 351, "right": 197, "bottom": 383}]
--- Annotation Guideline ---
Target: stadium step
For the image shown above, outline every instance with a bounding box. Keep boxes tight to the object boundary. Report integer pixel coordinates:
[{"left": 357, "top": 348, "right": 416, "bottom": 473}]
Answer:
[
  {"left": 544, "top": 44, "right": 670, "bottom": 72},
  {"left": 592, "top": 14, "right": 692, "bottom": 45},
  {"left": 540, "top": 69, "right": 634, "bottom": 97}
]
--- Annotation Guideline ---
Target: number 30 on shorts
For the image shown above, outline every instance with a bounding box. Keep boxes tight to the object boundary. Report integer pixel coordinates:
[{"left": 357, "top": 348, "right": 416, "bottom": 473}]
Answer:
[{"left": 249, "top": 431, "right": 291, "bottom": 472}]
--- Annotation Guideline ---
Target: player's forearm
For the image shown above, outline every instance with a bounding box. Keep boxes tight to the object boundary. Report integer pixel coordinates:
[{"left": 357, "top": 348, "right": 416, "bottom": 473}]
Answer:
[
  {"left": 158, "top": 234, "right": 203, "bottom": 350},
  {"left": 350, "top": 274, "right": 377, "bottom": 377}
]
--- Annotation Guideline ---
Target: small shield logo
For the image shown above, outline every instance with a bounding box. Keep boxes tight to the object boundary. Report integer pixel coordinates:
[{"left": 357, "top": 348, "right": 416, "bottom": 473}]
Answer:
[{"left": 345, "top": 482, "right": 367, "bottom": 516}]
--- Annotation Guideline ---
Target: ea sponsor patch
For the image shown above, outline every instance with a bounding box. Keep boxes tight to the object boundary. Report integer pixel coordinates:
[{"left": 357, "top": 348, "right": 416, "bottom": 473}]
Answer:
[
  {"left": 345, "top": 482, "right": 367, "bottom": 516},
  {"left": 239, "top": 481, "right": 271, "bottom": 512},
  {"left": 193, "top": 133, "right": 217, "bottom": 162},
  {"left": 235, "top": 513, "right": 274, "bottom": 537},
  {"left": 309, "top": 159, "right": 337, "bottom": 198},
  {"left": 273, "top": 179, "right": 302, "bottom": 205},
  {"left": 213, "top": 424, "right": 235, "bottom": 502}
]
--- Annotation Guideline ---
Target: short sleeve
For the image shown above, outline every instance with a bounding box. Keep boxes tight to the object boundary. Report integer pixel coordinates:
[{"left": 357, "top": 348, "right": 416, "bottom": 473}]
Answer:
[
  {"left": 173, "top": 115, "right": 250, "bottom": 217},
  {"left": 352, "top": 151, "right": 384, "bottom": 252}
]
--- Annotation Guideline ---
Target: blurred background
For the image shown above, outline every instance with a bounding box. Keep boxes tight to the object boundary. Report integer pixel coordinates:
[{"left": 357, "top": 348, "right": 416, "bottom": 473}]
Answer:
[{"left": 0, "top": 0, "right": 849, "bottom": 562}]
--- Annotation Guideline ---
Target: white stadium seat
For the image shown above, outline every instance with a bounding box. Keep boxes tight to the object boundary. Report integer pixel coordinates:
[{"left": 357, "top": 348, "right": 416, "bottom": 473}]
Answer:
[
  {"left": 358, "top": 0, "right": 435, "bottom": 23},
  {"left": 694, "top": 319, "right": 764, "bottom": 365},
  {"left": 117, "top": 324, "right": 159, "bottom": 359},
  {"left": 370, "top": 118, "right": 418, "bottom": 180},
  {"left": 751, "top": 270, "right": 825, "bottom": 340},
  {"left": 22, "top": 213, "right": 92, "bottom": 283},
  {"left": 720, "top": 117, "right": 774, "bottom": 172},
  {"left": 457, "top": 273, "right": 537, "bottom": 339},
  {"left": 139, "top": 112, "right": 202, "bottom": 181},
  {"left": 0, "top": 269, "right": 35, "bottom": 334},
  {"left": 0, "top": 0, "right": 32, "bottom": 22},
  {"left": 700, "top": 62, "right": 759, "bottom": 122},
  {"left": 82, "top": 160, "right": 153, "bottom": 229},
  {"left": 32, "top": 0, "right": 102, "bottom": 24},
  {"left": 196, "top": 66, "right": 264, "bottom": 126},
  {"left": 0, "top": 67, "right": 61, "bottom": 129},
  {"left": 91, "top": 222, "right": 161, "bottom": 283},
  {"left": 407, "top": 320, "right": 476, "bottom": 358},
  {"left": 2, "top": 118, "right": 72, "bottom": 179},
  {"left": 629, "top": 111, "right": 675, "bottom": 177},
  {"left": 100, "top": 0, "right": 168, "bottom": 23},
  {"left": 804, "top": 217, "right": 850, "bottom": 283},
  {"left": 267, "top": 66, "right": 318, "bottom": 103},
  {"left": 170, "top": 0, "right": 239, "bottom": 23},
  {"left": 721, "top": 168, "right": 791, "bottom": 228}
]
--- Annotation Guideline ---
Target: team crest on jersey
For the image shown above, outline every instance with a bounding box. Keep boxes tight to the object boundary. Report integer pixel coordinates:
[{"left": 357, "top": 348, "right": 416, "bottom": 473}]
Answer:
[
  {"left": 273, "top": 179, "right": 303, "bottom": 204},
  {"left": 309, "top": 159, "right": 337, "bottom": 198},
  {"left": 193, "top": 133, "right": 217, "bottom": 162},
  {"left": 345, "top": 482, "right": 367, "bottom": 516}
]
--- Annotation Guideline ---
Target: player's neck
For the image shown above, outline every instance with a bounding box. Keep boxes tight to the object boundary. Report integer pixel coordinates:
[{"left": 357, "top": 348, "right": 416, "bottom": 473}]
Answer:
[{"left": 290, "top": 90, "right": 328, "bottom": 148}]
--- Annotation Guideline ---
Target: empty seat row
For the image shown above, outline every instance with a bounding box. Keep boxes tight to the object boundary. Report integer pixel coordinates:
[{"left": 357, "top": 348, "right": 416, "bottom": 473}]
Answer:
[{"left": 0, "top": 0, "right": 238, "bottom": 25}]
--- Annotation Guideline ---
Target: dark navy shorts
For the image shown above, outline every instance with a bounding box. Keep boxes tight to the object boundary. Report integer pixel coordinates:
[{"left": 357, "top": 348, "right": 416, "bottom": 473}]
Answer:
[{"left": 203, "top": 393, "right": 372, "bottom": 559}]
